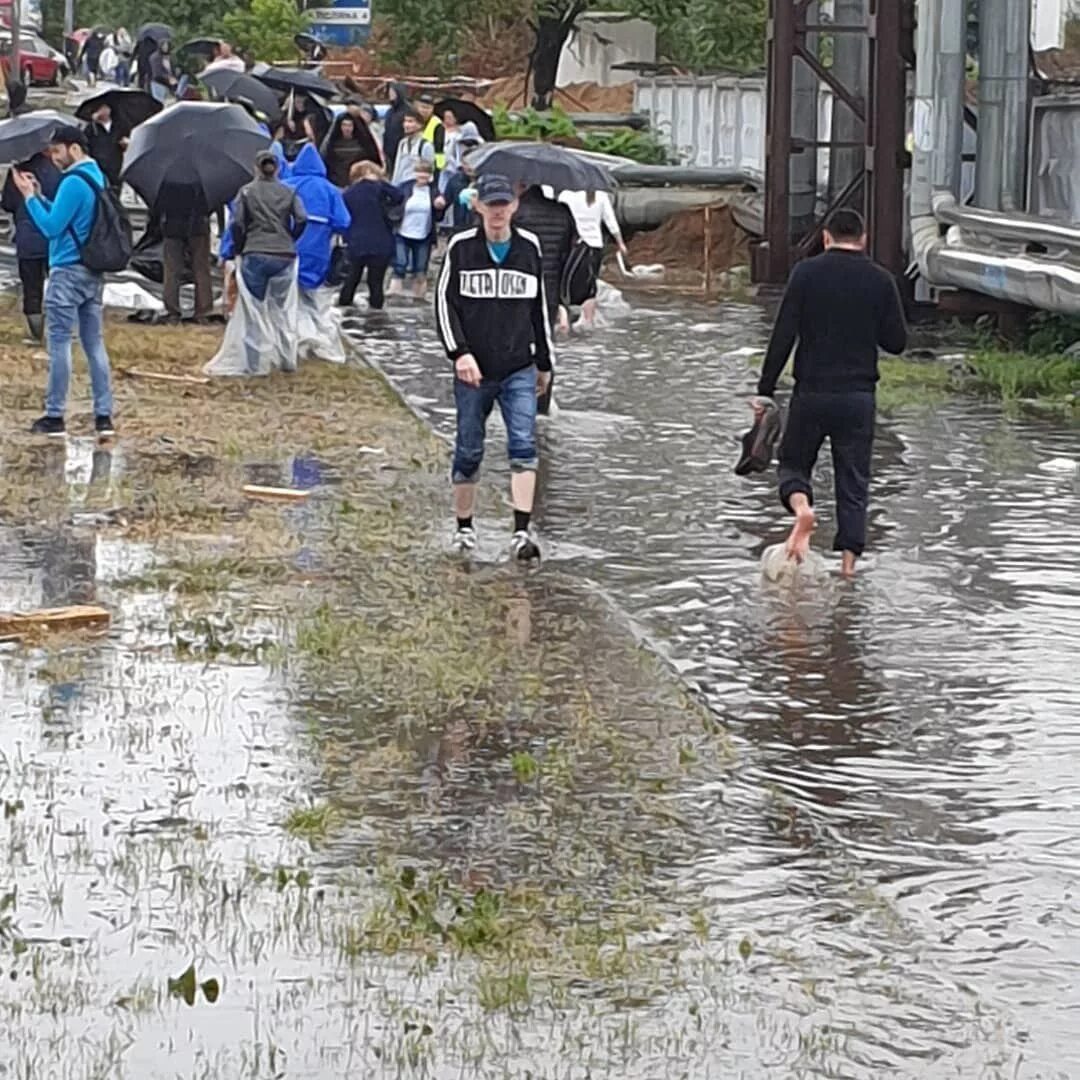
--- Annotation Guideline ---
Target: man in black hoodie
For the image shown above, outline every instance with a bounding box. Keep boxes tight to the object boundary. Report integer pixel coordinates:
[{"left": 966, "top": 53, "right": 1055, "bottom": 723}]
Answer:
[
  {"left": 382, "top": 81, "right": 409, "bottom": 174},
  {"left": 757, "top": 209, "right": 907, "bottom": 577}
]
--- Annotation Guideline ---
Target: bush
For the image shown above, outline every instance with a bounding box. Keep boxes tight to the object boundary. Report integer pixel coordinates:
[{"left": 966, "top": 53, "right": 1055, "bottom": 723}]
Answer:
[{"left": 493, "top": 105, "right": 672, "bottom": 165}]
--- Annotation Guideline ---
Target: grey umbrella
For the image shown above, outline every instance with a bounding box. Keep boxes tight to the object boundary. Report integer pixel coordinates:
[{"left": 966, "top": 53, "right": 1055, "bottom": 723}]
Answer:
[
  {"left": 122, "top": 101, "right": 270, "bottom": 210},
  {"left": 254, "top": 66, "right": 338, "bottom": 101},
  {"left": 136, "top": 22, "right": 172, "bottom": 45},
  {"left": 0, "top": 110, "right": 79, "bottom": 165},
  {"left": 464, "top": 141, "right": 615, "bottom": 193}
]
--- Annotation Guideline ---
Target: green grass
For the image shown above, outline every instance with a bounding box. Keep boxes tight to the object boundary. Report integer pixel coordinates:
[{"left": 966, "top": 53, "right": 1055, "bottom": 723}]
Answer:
[
  {"left": 966, "top": 350, "right": 1080, "bottom": 405},
  {"left": 283, "top": 802, "right": 339, "bottom": 844}
]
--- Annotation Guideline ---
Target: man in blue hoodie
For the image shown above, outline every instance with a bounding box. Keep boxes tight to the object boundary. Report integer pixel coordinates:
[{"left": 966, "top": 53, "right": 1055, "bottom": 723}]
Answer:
[{"left": 12, "top": 126, "right": 116, "bottom": 439}]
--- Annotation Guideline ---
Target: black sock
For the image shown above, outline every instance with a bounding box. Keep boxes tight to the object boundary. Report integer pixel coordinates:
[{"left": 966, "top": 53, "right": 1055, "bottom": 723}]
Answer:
[
  {"left": 456, "top": 516, "right": 473, "bottom": 531},
  {"left": 513, "top": 510, "right": 531, "bottom": 533}
]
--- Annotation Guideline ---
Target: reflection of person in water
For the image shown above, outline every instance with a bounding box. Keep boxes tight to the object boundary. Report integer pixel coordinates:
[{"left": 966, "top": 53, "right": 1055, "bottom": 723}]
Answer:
[{"left": 40, "top": 527, "right": 98, "bottom": 608}]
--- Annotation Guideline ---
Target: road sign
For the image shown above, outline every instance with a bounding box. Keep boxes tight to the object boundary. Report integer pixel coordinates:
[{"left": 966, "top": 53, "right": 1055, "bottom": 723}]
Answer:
[{"left": 308, "top": 0, "right": 371, "bottom": 46}]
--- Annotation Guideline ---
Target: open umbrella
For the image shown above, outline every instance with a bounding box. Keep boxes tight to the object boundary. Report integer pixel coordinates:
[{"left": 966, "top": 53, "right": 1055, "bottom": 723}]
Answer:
[
  {"left": 434, "top": 98, "right": 496, "bottom": 143},
  {"left": 136, "top": 23, "right": 173, "bottom": 45},
  {"left": 294, "top": 33, "right": 326, "bottom": 59},
  {"left": 465, "top": 142, "right": 615, "bottom": 193},
  {"left": 254, "top": 66, "right": 337, "bottom": 100},
  {"left": 178, "top": 37, "right": 221, "bottom": 64},
  {"left": 122, "top": 101, "right": 270, "bottom": 210},
  {"left": 200, "top": 69, "right": 282, "bottom": 125},
  {"left": 75, "top": 88, "right": 162, "bottom": 134},
  {"left": 0, "top": 110, "right": 80, "bottom": 165}
]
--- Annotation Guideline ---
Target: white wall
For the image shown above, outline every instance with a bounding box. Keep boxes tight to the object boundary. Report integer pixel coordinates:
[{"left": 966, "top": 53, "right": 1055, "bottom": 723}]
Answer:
[{"left": 557, "top": 16, "right": 656, "bottom": 88}]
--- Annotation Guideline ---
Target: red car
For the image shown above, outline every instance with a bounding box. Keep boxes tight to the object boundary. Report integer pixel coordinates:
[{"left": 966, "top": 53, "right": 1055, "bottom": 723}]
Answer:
[{"left": 0, "top": 31, "right": 64, "bottom": 85}]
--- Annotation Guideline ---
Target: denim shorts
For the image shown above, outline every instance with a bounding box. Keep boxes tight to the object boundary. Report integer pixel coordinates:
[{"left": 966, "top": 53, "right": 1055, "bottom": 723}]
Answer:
[{"left": 452, "top": 364, "right": 538, "bottom": 483}]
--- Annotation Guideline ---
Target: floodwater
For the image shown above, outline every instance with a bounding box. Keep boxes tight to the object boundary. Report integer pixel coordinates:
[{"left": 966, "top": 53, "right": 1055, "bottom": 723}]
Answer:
[{"left": 0, "top": 288, "right": 1078, "bottom": 1077}]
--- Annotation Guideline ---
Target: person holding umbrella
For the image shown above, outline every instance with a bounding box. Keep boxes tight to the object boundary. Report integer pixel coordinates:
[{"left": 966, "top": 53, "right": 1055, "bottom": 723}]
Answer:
[
  {"left": 435, "top": 174, "right": 553, "bottom": 562},
  {"left": 382, "top": 82, "right": 410, "bottom": 171},
  {"left": 155, "top": 180, "right": 213, "bottom": 323},
  {"left": 83, "top": 103, "right": 125, "bottom": 192},
  {"left": 149, "top": 40, "right": 177, "bottom": 104},
  {"left": 11, "top": 125, "right": 116, "bottom": 438},
  {"left": 1, "top": 147, "right": 61, "bottom": 342}
]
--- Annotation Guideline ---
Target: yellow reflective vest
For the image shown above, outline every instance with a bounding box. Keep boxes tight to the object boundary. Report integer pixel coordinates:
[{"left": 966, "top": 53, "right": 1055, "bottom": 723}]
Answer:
[{"left": 423, "top": 115, "right": 446, "bottom": 170}]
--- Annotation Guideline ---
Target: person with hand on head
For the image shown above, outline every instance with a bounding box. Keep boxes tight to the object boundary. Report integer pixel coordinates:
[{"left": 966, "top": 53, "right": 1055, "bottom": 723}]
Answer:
[
  {"left": 757, "top": 208, "right": 908, "bottom": 578},
  {"left": 11, "top": 126, "right": 116, "bottom": 438},
  {"left": 435, "top": 174, "right": 554, "bottom": 563}
]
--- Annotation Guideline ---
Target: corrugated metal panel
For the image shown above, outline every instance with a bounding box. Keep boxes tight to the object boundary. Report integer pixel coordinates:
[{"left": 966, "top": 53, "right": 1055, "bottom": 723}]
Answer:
[
  {"left": 634, "top": 76, "right": 768, "bottom": 177},
  {"left": 1028, "top": 96, "right": 1080, "bottom": 223}
]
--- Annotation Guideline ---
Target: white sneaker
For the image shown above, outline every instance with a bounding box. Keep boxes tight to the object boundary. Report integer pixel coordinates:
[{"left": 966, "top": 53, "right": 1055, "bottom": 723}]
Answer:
[
  {"left": 453, "top": 525, "right": 477, "bottom": 553},
  {"left": 510, "top": 530, "right": 541, "bottom": 562}
]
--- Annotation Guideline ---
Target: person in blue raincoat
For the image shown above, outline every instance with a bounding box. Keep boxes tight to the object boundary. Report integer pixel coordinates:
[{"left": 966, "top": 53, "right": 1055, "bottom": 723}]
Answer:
[{"left": 283, "top": 143, "right": 350, "bottom": 289}]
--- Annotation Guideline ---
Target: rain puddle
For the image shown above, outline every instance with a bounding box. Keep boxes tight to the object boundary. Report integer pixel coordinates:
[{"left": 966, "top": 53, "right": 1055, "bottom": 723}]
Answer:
[{"left": 0, "top": 290, "right": 1076, "bottom": 1077}]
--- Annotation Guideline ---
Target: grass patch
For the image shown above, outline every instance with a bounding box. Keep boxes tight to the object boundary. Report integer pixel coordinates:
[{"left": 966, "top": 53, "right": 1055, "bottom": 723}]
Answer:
[
  {"left": 965, "top": 350, "right": 1080, "bottom": 407},
  {"left": 283, "top": 802, "right": 339, "bottom": 844}
]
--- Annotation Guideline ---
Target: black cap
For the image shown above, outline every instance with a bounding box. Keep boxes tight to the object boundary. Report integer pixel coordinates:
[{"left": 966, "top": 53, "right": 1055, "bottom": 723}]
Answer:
[
  {"left": 476, "top": 174, "right": 515, "bottom": 205},
  {"left": 49, "top": 124, "right": 89, "bottom": 150},
  {"left": 418, "top": 92, "right": 435, "bottom": 104}
]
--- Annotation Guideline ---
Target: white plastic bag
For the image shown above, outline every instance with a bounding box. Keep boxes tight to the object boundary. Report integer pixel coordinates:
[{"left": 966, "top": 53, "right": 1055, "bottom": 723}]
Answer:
[
  {"left": 205, "top": 257, "right": 300, "bottom": 377},
  {"left": 296, "top": 286, "right": 347, "bottom": 365}
]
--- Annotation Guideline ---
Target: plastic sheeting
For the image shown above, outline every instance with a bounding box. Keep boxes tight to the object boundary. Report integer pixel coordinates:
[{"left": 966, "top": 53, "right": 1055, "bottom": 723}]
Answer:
[
  {"left": 205, "top": 257, "right": 299, "bottom": 377},
  {"left": 296, "top": 286, "right": 347, "bottom": 365}
]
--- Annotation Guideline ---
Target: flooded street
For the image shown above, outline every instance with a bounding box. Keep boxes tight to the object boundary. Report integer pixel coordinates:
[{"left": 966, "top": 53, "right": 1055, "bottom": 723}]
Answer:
[
  {"left": 352, "top": 293, "right": 1080, "bottom": 1075},
  {"left": 0, "top": 289, "right": 1077, "bottom": 1077}
]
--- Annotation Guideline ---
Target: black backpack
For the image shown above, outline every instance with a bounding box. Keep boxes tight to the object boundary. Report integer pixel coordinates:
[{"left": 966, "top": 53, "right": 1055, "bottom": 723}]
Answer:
[
  {"left": 560, "top": 240, "right": 597, "bottom": 307},
  {"left": 64, "top": 170, "right": 133, "bottom": 273}
]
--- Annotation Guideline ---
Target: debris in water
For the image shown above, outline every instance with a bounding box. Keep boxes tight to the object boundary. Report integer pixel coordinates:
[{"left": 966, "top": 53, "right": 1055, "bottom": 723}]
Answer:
[
  {"left": 0, "top": 605, "right": 111, "bottom": 637},
  {"left": 124, "top": 368, "right": 211, "bottom": 387},
  {"left": 760, "top": 543, "right": 828, "bottom": 584},
  {"left": 242, "top": 484, "right": 311, "bottom": 502}
]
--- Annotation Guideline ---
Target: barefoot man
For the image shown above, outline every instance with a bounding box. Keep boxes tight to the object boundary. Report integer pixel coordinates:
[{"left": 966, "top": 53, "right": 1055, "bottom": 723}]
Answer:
[{"left": 756, "top": 209, "right": 907, "bottom": 577}]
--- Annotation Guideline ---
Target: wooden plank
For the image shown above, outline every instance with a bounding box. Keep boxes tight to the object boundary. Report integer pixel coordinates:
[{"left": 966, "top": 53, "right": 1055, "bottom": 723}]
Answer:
[
  {"left": 125, "top": 368, "right": 211, "bottom": 386},
  {"left": 242, "top": 485, "right": 311, "bottom": 503},
  {"left": 0, "top": 606, "right": 111, "bottom": 636}
]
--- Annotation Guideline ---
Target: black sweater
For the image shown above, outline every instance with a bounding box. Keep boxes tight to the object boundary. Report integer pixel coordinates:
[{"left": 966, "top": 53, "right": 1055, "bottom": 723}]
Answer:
[
  {"left": 758, "top": 248, "right": 908, "bottom": 397},
  {"left": 435, "top": 225, "right": 554, "bottom": 379}
]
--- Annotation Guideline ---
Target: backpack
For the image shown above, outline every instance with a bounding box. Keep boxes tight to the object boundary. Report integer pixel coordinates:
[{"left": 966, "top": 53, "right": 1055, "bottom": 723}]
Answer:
[
  {"left": 560, "top": 240, "right": 597, "bottom": 307},
  {"left": 64, "top": 170, "right": 133, "bottom": 273}
]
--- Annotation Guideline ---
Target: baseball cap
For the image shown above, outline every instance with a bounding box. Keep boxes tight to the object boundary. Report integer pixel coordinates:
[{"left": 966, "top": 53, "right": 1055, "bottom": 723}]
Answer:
[
  {"left": 418, "top": 92, "right": 435, "bottom": 104},
  {"left": 476, "top": 174, "right": 515, "bottom": 205}
]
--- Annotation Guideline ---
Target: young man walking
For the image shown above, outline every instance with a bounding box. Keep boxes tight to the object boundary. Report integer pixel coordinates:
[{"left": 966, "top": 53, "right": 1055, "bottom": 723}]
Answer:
[
  {"left": 390, "top": 109, "right": 435, "bottom": 186},
  {"left": 757, "top": 208, "right": 907, "bottom": 577},
  {"left": 435, "top": 174, "right": 554, "bottom": 562},
  {"left": 13, "top": 126, "right": 116, "bottom": 438}
]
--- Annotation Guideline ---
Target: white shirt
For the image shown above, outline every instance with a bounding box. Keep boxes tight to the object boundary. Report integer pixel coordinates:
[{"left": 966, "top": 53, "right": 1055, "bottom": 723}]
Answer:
[
  {"left": 558, "top": 190, "right": 622, "bottom": 250},
  {"left": 202, "top": 55, "right": 246, "bottom": 75}
]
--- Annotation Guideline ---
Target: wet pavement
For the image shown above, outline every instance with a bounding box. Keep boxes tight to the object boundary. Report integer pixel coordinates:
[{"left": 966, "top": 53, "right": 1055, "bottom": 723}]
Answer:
[{"left": 0, "top": 289, "right": 1078, "bottom": 1077}]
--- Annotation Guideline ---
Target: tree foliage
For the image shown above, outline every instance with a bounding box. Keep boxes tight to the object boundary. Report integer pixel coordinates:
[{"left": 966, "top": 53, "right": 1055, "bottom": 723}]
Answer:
[{"left": 222, "top": 0, "right": 309, "bottom": 61}]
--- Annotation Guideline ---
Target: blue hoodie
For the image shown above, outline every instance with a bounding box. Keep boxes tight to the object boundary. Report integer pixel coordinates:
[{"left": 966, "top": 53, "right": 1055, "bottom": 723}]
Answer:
[
  {"left": 284, "top": 144, "right": 349, "bottom": 288},
  {"left": 25, "top": 158, "right": 110, "bottom": 270}
]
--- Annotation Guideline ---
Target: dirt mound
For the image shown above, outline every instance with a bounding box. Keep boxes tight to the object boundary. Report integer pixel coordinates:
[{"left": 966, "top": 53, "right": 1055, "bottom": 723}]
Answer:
[
  {"left": 625, "top": 205, "right": 749, "bottom": 276},
  {"left": 470, "top": 77, "right": 635, "bottom": 113}
]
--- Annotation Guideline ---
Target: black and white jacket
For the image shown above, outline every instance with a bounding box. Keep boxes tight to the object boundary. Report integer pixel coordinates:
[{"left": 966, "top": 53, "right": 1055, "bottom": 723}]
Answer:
[{"left": 435, "top": 225, "right": 554, "bottom": 381}]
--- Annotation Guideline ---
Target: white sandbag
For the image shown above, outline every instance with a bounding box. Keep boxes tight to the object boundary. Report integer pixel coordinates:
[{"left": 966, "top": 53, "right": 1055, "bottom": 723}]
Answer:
[
  {"left": 296, "top": 286, "right": 347, "bottom": 365},
  {"left": 103, "top": 281, "right": 163, "bottom": 312},
  {"left": 761, "top": 543, "right": 829, "bottom": 585},
  {"left": 205, "top": 257, "right": 299, "bottom": 377},
  {"left": 596, "top": 279, "right": 632, "bottom": 318}
]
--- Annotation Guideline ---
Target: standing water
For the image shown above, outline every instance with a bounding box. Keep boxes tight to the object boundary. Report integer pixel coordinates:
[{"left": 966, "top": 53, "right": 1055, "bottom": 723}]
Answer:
[{"left": 348, "top": 293, "right": 1080, "bottom": 1075}]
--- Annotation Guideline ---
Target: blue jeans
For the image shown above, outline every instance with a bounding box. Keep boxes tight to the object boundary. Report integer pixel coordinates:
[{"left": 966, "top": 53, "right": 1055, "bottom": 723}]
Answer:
[
  {"left": 394, "top": 236, "right": 431, "bottom": 279},
  {"left": 241, "top": 253, "right": 294, "bottom": 301},
  {"left": 453, "top": 365, "right": 538, "bottom": 483},
  {"left": 45, "top": 264, "right": 113, "bottom": 418},
  {"left": 115, "top": 61, "right": 130, "bottom": 86}
]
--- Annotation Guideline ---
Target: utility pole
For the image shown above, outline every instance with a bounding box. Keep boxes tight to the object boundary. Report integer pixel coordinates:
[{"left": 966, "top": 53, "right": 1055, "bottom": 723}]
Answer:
[
  {"left": 11, "top": 0, "right": 21, "bottom": 83},
  {"left": 65, "top": 0, "right": 75, "bottom": 37}
]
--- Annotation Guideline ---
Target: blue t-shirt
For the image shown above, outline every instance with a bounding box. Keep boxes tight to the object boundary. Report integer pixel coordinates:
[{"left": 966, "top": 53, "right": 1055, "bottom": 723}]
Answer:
[{"left": 487, "top": 240, "right": 511, "bottom": 265}]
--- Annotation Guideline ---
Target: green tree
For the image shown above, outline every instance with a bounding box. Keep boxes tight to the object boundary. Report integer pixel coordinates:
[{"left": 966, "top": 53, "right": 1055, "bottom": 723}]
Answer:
[
  {"left": 67, "top": 0, "right": 233, "bottom": 43},
  {"left": 222, "top": 0, "right": 309, "bottom": 60}
]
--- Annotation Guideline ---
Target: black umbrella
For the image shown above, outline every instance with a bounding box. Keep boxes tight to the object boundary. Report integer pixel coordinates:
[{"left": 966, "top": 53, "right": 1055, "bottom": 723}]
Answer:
[
  {"left": 75, "top": 88, "right": 162, "bottom": 134},
  {"left": 254, "top": 66, "right": 337, "bottom": 100},
  {"left": 136, "top": 23, "right": 172, "bottom": 45},
  {"left": 434, "top": 98, "right": 496, "bottom": 143},
  {"left": 294, "top": 33, "right": 326, "bottom": 58},
  {"left": 122, "top": 101, "right": 270, "bottom": 210},
  {"left": 0, "top": 110, "right": 80, "bottom": 165},
  {"left": 199, "top": 69, "right": 282, "bottom": 125},
  {"left": 465, "top": 142, "right": 615, "bottom": 193},
  {"left": 178, "top": 37, "right": 221, "bottom": 64}
]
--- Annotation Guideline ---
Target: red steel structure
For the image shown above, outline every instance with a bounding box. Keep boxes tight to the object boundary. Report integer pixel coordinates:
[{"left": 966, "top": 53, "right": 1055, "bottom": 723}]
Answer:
[{"left": 758, "top": 0, "right": 914, "bottom": 283}]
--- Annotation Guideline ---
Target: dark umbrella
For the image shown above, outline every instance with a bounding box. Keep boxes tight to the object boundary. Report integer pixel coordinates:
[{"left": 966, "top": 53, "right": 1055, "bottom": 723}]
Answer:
[
  {"left": 434, "top": 98, "right": 496, "bottom": 143},
  {"left": 254, "top": 66, "right": 337, "bottom": 100},
  {"left": 122, "top": 101, "right": 270, "bottom": 210},
  {"left": 200, "top": 69, "right": 282, "bottom": 125},
  {"left": 75, "top": 88, "right": 162, "bottom": 134},
  {"left": 0, "top": 110, "right": 80, "bottom": 165},
  {"left": 136, "top": 23, "right": 173, "bottom": 45},
  {"left": 294, "top": 33, "right": 325, "bottom": 58},
  {"left": 178, "top": 38, "right": 221, "bottom": 64},
  {"left": 465, "top": 141, "right": 615, "bottom": 193}
]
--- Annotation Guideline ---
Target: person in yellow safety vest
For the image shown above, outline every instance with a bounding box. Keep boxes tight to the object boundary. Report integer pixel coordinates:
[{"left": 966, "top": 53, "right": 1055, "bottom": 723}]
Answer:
[{"left": 416, "top": 93, "right": 446, "bottom": 171}]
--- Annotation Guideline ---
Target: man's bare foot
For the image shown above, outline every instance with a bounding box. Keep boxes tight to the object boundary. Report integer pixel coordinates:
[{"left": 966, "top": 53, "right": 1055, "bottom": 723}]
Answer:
[
  {"left": 840, "top": 551, "right": 857, "bottom": 579},
  {"left": 785, "top": 505, "right": 816, "bottom": 563}
]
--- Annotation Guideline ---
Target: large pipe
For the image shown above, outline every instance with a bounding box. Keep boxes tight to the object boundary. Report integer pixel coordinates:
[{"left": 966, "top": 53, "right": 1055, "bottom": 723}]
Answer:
[
  {"left": 790, "top": 2, "right": 819, "bottom": 237},
  {"left": 976, "top": 0, "right": 1031, "bottom": 210},
  {"left": 829, "top": 0, "right": 866, "bottom": 206},
  {"left": 934, "top": 195, "right": 1080, "bottom": 255}
]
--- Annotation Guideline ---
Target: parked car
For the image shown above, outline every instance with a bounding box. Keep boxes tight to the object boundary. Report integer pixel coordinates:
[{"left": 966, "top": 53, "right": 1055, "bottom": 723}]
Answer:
[{"left": 0, "top": 30, "right": 65, "bottom": 85}]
